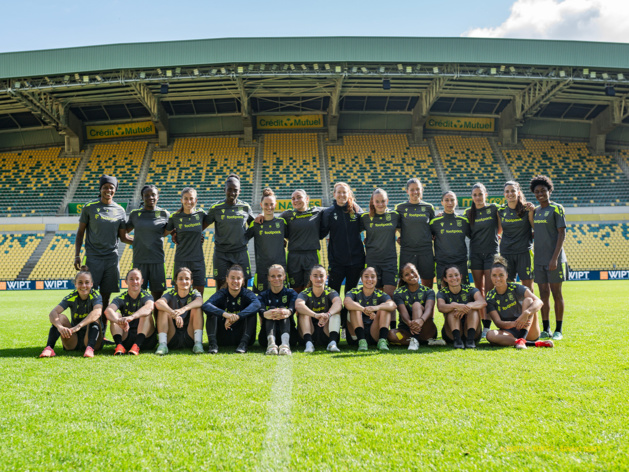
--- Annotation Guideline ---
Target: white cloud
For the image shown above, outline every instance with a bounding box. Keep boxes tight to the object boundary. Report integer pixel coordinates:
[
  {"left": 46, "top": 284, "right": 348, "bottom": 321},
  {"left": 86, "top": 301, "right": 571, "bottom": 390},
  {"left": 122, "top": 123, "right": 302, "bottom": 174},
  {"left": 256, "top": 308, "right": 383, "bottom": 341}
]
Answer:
[{"left": 463, "top": 0, "right": 629, "bottom": 43}]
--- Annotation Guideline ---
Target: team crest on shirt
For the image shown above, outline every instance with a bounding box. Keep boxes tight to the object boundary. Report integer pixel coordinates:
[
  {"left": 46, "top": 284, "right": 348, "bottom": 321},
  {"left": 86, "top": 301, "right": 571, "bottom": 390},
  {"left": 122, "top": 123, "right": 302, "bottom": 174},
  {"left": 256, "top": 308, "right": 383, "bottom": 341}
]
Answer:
[
  {"left": 282, "top": 295, "right": 287, "bottom": 303},
  {"left": 333, "top": 213, "right": 338, "bottom": 220},
  {"left": 275, "top": 222, "right": 280, "bottom": 228},
  {"left": 178, "top": 223, "right": 183, "bottom": 229},
  {"left": 237, "top": 297, "right": 241, "bottom": 305},
  {"left": 194, "top": 214, "right": 200, "bottom": 220},
  {"left": 508, "top": 293, "right": 514, "bottom": 301},
  {"left": 386, "top": 214, "right": 391, "bottom": 221}
]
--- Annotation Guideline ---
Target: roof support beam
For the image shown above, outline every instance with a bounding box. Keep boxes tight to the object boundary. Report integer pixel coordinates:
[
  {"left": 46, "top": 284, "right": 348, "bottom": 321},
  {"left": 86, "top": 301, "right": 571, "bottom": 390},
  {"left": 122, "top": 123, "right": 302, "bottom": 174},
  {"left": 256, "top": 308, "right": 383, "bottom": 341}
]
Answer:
[
  {"left": 589, "top": 95, "right": 629, "bottom": 155},
  {"left": 411, "top": 77, "right": 449, "bottom": 142},
  {"left": 513, "top": 79, "right": 572, "bottom": 121},
  {"left": 327, "top": 76, "right": 344, "bottom": 142},
  {"left": 236, "top": 77, "right": 253, "bottom": 144},
  {"left": 128, "top": 81, "right": 169, "bottom": 146}
]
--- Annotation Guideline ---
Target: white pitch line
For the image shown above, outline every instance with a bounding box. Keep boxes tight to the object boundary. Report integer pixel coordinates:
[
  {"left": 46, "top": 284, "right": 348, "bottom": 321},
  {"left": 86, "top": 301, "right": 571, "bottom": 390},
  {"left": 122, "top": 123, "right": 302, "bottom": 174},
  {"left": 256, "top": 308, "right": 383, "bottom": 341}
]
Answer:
[{"left": 257, "top": 356, "right": 293, "bottom": 472}]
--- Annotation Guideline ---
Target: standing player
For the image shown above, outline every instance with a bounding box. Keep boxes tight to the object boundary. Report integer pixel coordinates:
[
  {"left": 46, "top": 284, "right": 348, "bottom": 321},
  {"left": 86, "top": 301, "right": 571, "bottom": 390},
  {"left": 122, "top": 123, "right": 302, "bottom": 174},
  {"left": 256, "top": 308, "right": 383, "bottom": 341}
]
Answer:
[
  {"left": 257, "top": 265, "right": 298, "bottom": 355},
  {"left": 320, "top": 182, "right": 365, "bottom": 322},
  {"left": 390, "top": 263, "right": 438, "bottom": 350},
  {"left": 485, "top": 256, "right": 554, "bottom": 349},
  {"left": 531, "top": 175, "right": 567, "bottom": 341},
  {"left": 126, "top": 185, "right": 170, "bottom": 304},
  {"left": 203, "top": 265, "right": 261, "bottom": 354},
  {"left": 74, "top": 175, "right": 131, "bottom": 326},
  {"left": 295, "top": 265, "right": 343, "bottom": 353},
  {"left": 154, "top": 267, "right": 205, "bottom": 355},
  {"left": 344, "top": 267, "right": 396, "bottom": 352},
  {"left": 430, "top": 191, "right": 471, "bottom": 288},
  {"left": 497, "top": 181, "right": 535, "bottom": 290},
  {"left": 39, "top": 266, "right": 104, "bottom": 358},
  {"left": 166, "top": 187, "right": 210, "bottom": 296},
  {"left": 104, "top": 268, "right": 157, "bottom": 356},
  {"left": 396, "top": 178, "right": 436, "bottom": 287},
  {"left": 206, "top": 174, "right": 255, "bottom": 290},
  {"left": 466, "top": 183, "right": 501, "bottom": 338},
  {"left": 246, "top": 188, "right": 287, "bottom": 293},
  {"left": 436, "top": 265, "right": 486, "bottom": 349}
]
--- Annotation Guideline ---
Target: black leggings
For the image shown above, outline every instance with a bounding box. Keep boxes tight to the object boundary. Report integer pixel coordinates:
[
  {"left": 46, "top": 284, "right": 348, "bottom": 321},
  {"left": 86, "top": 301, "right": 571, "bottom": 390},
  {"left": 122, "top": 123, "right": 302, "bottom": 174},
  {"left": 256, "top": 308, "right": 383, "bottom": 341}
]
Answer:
[{"left": 206, "top": 314, "right": 257, "bottom": 346}]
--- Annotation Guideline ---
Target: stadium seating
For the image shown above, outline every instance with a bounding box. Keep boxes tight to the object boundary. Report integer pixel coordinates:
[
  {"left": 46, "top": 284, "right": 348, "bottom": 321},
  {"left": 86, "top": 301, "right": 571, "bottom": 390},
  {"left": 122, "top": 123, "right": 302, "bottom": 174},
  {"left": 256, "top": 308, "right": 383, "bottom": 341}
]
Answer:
[
  {"left": 28, "top": 233, "right": 82, "bottom": 281},
  {"left": 146, "top": 137, "right": 255, "bottom": 212},
  {"left": 0, "top": 147, "right": 76, "bottom": 217},
  {"left": 73, "top": 141, "right": 147, "bottom": 206},
  {"left": 0, "top": 233, "right": 44, "bottom": 280},
  {"left": 565, "top": 223, "right": 629, "bottom": 270},
  {"left": 327, "top": 135, "right": 439, "bottom": 208},
  {"left": 434, "top": 135, "right": 504, "bottom": 197},
  {"left": 503, "top": 140, "right": 629, "bottom": 207},
  {"left": 261, "top": 134, "right": 323, "bottom": 200}
]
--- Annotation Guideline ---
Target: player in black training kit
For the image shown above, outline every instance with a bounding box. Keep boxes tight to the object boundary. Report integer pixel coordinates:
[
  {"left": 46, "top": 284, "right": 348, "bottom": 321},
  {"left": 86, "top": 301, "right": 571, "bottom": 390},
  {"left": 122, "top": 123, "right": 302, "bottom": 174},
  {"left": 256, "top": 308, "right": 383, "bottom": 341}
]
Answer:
[
  {"left": 390, "top": 263, "right": 439, "bottom": 350},
  {"left": 39, "top": 267, "right": 104, "bottom": 358},
  {"left": 257, "top": 265, "right": 298, "bottom": 355},
  {"left": 485, "top": 256, "right": 554, "bottom": 349},
  {"left": 75, "top": 175, "right": 132, "bottom": 330},
  {"left": 246, "top": 188, "right": 287, "bottom": 293},
  {"left": 345, "top": 267, "right": 396, "bottom": 352},
  {"left": 125, "top": 185, "right": 171, "bottom": 305},
  {"left": 206, "top": 174, "right": 255, "bottom": 289},
  {"left": 166, "top": 187, "right": 211, "bottom": 295},
  {"left": 104, "top": 268, "right": 157, "bottom": 356},
  {"left": 437, "top": 265, "right": 486, "bottom": 349},
  {"left": 203, "top": 264, "right": 261, "bottom": 354},
  {"left": 154, "top": 267, "right": 205, "bottom": 355},
  {"left": 295, "top": 265, "right": 343, "bottom": 353}
]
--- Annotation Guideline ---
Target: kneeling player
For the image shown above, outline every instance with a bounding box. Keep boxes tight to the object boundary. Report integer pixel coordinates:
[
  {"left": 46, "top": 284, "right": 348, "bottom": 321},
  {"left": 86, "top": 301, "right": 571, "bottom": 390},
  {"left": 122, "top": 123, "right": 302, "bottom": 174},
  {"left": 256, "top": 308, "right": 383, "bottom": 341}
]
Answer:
[
  {"left": 39, "top": 266, "right": 104, "bottom": 358},
  {"left": 437, "top": 265, "right": 486, "bottom": 349},
  {"left": 345, "top": 267, "right": 396, "bottom": 351},
  {"left": 257, "top": 265, "right": 298, "bottom": 355},
  {"left": 105, "top": 268, "right": 157, "bottom": 355},
  {"left": 203, "top": 265, "right": 261, "bottom": 354},
  {"left": 486, "top": 256, "right": 554, "bottom": 349},
  {"left": 295, "top": 265, "right": 343, "bottom": 353},
  {"left": 390, "top": 263, "right": 438, "bottom": 350},
  {"left": 154, "top": 267, "right": 204, "bottom": 355}
]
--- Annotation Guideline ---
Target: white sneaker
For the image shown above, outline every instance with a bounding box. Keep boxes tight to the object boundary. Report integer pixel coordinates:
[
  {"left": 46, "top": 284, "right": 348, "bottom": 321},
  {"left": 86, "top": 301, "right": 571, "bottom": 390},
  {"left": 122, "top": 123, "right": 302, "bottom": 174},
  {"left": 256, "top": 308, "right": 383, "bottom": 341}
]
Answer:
[
  {"left": 265, "top": 343, "right": 279, "bottom": 355},
  {"left": 481, "top": 327, "right": 490, "bottom": 339},
  {"left": 326, "top": 340, "right": 340, "bottom": 352},
  {"left": 427, "top": 338, "right": 446, "bottom": 346},
  {"left": 278, "top": 344, "right": 292, "bottom": 355},
  {"left": 408, "top": 338, "right": 420, "bottom": 351},
  {"left": 304, "top": 341, "right": 315, "bottom": 353}
]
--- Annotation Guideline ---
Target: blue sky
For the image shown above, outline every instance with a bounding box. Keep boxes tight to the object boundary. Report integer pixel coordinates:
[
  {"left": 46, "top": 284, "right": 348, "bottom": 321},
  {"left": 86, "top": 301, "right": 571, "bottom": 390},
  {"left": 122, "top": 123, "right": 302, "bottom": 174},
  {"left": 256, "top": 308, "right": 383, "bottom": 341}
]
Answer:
[{"left": 0, "top": 0, "right": 626, "bottom": 53}]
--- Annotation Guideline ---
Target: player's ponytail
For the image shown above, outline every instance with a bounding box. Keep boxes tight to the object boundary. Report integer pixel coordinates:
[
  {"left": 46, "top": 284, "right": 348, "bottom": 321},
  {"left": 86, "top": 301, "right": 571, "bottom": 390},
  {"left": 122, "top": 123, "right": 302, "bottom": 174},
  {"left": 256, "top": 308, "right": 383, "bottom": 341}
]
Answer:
[
  {"left": 261, "top": 187, "right": 275, "bottom": 202},
  {"left": 491, "top": 255, "right": 509, "bottom": 272},
  {"left": 75, "top": 265, "right": 92, "bottom": 282}
]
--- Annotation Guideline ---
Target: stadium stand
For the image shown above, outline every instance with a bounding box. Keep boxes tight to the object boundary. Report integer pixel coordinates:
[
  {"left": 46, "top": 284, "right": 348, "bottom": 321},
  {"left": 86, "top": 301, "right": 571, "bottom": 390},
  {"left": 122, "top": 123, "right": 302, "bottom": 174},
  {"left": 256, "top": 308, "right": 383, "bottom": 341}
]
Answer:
[
  {"left": 503, "top": 140, "right": 629, "bottom": 207},
  {"left": 0, "top": 233, "right": 44, "bottom": 280},
  {"left": 28, "top": 233, "right": 81, "bottom": 281},
  {"left": 261, "top": 134, "right": 323, "bottom": 200},
  {"left": 0, "top": 147, "right": 76, "bottom": 217},
  {"left": 73, "top": 142, "right": 147, "bottom": 206},
  {"left": 434, "top": 135, "right": 504, "bottom": 197},
  {"left": 146, "top": 137, "right": 255, "bottom": 212},
  {"left": 327, "top": 134, "right": 440, "bottom": 208},
  {"left": 565, "top": 223, "right": 629, "bottom": 270}
]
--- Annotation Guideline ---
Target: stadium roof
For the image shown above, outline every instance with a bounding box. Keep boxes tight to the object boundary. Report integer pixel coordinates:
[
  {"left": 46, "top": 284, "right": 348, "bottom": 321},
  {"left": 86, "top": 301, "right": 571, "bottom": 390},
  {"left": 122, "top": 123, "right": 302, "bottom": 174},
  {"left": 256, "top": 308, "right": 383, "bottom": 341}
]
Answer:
[{"left": 1, "top": 36, "right": 628, "bottom": 134}]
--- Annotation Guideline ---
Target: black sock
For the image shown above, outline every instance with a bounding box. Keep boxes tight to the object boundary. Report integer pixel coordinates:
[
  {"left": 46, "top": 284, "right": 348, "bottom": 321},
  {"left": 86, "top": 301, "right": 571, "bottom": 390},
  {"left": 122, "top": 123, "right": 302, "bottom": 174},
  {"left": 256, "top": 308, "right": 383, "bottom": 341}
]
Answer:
[
  {"left": 467, "top": 328, "right": 476, "bottom": 342},
  {"left": 543, "top": 319, "right": 550, "bottom": 332},
  {"left": 355, "top": 327, "right": 366, "bottom": 341},
  {"left": 87, "top": 323, "right": 100, "bottom": 349},
  {"left": 452, "top": 329, "right": 462, "bottom": 343},
  {"left": 46, "top": 325, "right": 60, "bottom": 349},
  {"left": 518, "top": 329, "right": 529, "bottom": 339},
  {"left": 303, "top": 333, "right": 313, "bottom": 344},
  {"left": 555, "top": 321, "right": 563, "bottom": 333},
  {"left": 526, "top": 340, "right": 536, "bottom": 346},
  {"left": 113, "top": 334, "right": 122, "bottom": 345},
  {"left": 329, "top": 331, "right": 340, "bottom": 343},
  {"left": 412, "top": 333, "right": 421, "bottom": 341},
  {"left": 482, "top": 319, "right": 491, "bottom": 329},
  {"left": 135, "top": 333, "right": 146, "bottom": 348},
  {"left": 379, "top": 327, "right": 389, "bottom": 341}
]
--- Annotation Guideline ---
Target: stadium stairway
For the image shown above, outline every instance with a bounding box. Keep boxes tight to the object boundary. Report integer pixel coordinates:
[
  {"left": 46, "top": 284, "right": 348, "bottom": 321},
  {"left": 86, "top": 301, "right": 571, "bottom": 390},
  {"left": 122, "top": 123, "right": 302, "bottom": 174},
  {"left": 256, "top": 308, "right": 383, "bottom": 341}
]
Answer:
[
  {"left": 488, "top": 137, "right": 515, "bottom": 182},
  {"left": 427, "top": 137, "right": 450, "bottom": 194},
  {"left": 252, "top": 136, "right": 264, "bottom": 206},
  {"left": 615, "top": 150, "right": 629, "bottom": 180},
  {"left": 57, "top": 147, "right": 93, "bottom": 215},
  {"left": 318, "top": 134, "right": 332, "bottom": 206},
  {"left": 16, "top": 231, "right": 56, "bottom": 279},
  {"left": 129, "top": 142, "right": 155, "bottom": 210}
]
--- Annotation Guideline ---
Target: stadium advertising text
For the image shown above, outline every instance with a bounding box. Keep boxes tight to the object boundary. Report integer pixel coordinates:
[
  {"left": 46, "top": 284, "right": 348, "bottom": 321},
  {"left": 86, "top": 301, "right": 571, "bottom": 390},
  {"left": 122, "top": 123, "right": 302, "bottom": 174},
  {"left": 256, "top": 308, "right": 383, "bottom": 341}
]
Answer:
[
  {"left": 426, "top": 116, "right": 495, "bottom": 132},
  {"left": 257, "top": 115, "right": 323, "bottom": 129},
  {"left": 86, "top": 121, "right": 156, "bottom": 140},
  {"left": 275, "top": 199, "right": 323, "bottom": 211}
]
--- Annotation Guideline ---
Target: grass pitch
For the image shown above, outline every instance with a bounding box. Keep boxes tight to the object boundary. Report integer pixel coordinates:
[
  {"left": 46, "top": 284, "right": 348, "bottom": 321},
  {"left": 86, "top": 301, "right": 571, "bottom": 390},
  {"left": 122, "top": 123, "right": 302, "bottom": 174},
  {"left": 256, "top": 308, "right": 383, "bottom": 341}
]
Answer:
[{"left": 1, "top": 281, "right": 627, "bottom": 471}]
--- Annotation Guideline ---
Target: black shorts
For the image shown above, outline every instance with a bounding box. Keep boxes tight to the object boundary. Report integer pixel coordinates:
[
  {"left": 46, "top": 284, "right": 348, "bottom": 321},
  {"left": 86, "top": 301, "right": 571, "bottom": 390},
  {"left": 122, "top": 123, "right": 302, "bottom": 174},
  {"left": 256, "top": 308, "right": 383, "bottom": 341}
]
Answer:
[
  {"left": 287, "top": 250, "right": 320, "bottom": 287},
  {"left": 122, "top": 327, "right": 158, "bottom": 351},
  {"left": 85, "top": 255, "right": 120, "bottom": 293},
  {"left": 297, "top": 318, "right": 331, "bottom": 347},
  {"left": 167, "top": 329, "right": 195, "bottom": 350},
  {"left": 399, "top": 249, "right": 435, "bottom": 281},
  {"left": 213, "top": 250, "right": 252, "bottom": 281},
  {"left": 136, "top": 262, "right": 167, "bottom": 292},
  {"left": 435, "top": 261, "right": 469, "bottom": 287},
  {"left": 64, "top": 321, "right": 103, "bottom": 351},
  {"left": 366, "top": 260, "right": 398, "bottom": 287},
  {"left": 173, "top": 259, "right": 206, "bottom": 287},
  {"left": 502, "top": 251, "right": 534, "bottom": 282},
  {"left": 535, "top": 262, "right": 568, "bottom": 284},
  {"left": 469, "top": 252, "right": 497, "bottom": 271}
]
